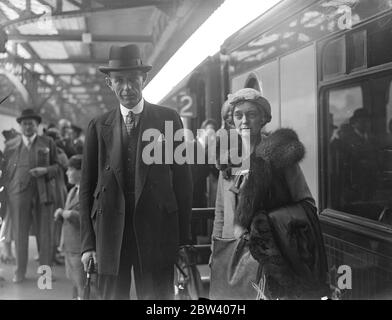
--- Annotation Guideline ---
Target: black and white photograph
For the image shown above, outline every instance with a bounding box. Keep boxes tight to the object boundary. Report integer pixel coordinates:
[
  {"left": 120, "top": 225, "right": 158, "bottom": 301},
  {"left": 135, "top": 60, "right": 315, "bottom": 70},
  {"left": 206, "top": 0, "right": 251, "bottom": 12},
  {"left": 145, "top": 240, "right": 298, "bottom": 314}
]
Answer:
[{"left": 0, "top": 0, "right": 391, "bottom": 305}]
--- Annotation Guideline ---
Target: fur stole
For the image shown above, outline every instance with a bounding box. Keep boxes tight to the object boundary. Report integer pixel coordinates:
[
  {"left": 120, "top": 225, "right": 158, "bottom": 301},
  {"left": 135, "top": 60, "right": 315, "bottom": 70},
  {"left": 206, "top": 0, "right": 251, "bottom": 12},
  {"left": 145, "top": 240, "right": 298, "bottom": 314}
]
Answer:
[{"left": 233, "top": 128, "right": 305, "bottom": 229}]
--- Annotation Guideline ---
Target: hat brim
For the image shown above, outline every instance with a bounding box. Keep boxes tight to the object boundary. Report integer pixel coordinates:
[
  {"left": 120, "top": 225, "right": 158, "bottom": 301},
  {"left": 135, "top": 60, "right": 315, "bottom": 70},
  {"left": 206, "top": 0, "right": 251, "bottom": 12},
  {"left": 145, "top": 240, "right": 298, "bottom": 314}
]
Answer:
[
  {"left": 98, "top": 65, "right": 152, "bottom": 74},
  {"left": 17, "top": 115, "right": 42, "bottom": 124}
]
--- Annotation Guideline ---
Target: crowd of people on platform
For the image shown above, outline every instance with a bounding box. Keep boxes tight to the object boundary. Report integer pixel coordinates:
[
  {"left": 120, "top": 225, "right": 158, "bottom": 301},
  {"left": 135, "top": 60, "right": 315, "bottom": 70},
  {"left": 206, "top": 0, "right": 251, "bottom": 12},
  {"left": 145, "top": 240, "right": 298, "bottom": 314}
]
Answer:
[{"left": 0, "top": 113, "right": 86, "bottom": 298}]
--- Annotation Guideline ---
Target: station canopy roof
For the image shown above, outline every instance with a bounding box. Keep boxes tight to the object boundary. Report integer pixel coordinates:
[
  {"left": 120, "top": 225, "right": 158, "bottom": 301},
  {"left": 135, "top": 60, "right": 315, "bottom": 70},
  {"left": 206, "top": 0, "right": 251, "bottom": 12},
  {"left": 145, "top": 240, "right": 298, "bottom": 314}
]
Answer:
[{"left": 0, "top": 0, "right": 223, "bottom": 126}]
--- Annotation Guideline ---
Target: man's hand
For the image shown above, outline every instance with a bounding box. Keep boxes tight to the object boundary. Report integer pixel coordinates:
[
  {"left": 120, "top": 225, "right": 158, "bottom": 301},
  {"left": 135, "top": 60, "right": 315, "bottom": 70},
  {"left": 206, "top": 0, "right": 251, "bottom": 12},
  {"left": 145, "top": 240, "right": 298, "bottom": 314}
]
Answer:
[
  {"left": 81, "top": 251, "right": 97, "bottom": 272},
  {"left": 54, "top": 208, "right": 63, "bottom": 220},
  {"left": 62, "top": 210, "right": 72, "bottom": 220},
  {"left": 29, "top": 167, "right": 48, "bottom": 177}
]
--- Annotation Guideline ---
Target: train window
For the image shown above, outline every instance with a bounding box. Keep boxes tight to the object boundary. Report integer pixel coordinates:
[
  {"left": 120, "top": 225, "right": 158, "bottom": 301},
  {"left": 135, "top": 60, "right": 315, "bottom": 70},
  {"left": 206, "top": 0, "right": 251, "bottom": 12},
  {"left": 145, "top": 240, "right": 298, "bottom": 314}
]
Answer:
[
  {"left": 322, "top": 37, "right": 346, "bottom": 79},
  {"left": 368, "top": 17, "right": 392, "bottom": 68},
  {"left": 348, "top": 30, "right": 367, "bottom": 71},
  {"left": 326, "top": 79, "right": 392, "bottom": 225}
]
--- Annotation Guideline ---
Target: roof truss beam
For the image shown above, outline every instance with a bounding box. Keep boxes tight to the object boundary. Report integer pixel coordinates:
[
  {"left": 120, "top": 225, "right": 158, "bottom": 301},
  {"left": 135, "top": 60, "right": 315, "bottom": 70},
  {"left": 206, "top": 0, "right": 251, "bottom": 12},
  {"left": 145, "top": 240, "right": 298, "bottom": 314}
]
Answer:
[
  {"left": 4, "top": 0, "right": 171, "bottom": 28},
  {"left": 7, "top": 33, "right": 153, "bottom": 43},
  {"left": 2, "top": 57, "right": 106, "bottom": 64}
]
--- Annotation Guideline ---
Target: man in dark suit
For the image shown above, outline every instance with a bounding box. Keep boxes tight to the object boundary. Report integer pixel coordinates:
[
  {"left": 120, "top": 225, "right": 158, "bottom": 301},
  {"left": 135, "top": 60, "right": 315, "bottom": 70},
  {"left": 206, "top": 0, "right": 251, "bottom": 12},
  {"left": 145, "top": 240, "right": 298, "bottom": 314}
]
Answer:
[
  {"left": 4, "top": 109, "right": 58, "bottom": 283},
  {"left": 80, "top": 44, "right": 193, "bottom": 300}
]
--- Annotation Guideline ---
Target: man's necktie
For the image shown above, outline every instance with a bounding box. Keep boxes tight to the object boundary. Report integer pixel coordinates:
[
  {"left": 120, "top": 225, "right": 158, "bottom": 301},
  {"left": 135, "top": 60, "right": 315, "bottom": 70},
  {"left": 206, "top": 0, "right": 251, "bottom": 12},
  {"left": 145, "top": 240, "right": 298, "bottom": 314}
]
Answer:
[
  {"left": 27, "top": 137, "right": 32, "bottom": 150},
  {"left": 125, "top": 110, "right": 136, "bottom": 135}
]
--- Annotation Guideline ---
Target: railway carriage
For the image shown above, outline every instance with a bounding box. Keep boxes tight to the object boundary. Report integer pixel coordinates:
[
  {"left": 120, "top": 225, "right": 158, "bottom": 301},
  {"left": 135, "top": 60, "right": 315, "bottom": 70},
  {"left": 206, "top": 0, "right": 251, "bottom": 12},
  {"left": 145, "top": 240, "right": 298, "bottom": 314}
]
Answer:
[{"left": 163, "top": 0, "right": 392, "bottom": 299}]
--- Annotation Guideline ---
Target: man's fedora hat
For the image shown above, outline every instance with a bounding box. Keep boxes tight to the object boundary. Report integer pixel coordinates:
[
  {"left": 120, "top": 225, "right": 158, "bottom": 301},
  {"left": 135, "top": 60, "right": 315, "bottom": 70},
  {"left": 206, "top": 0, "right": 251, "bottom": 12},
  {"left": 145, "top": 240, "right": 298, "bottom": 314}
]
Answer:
[
  {"left": 349, "top": 108, "right": 372, "bottom": 125},
  {"left": 98, "top": 44, "right": 152, "bottom": 74},
  {"left": 17, "top": 108, "right": 42, "bottom": 124},
  {"left": 351, "top": 108, "right": 371, "bottom": 120}
]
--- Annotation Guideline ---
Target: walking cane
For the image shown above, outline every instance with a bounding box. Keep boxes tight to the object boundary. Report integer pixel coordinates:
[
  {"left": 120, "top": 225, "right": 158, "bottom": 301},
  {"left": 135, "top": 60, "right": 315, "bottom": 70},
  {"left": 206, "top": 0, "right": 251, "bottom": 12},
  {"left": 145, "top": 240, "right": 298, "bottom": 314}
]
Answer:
[{"left": 83, "top": 257, "right": 95, "bottom": 300}]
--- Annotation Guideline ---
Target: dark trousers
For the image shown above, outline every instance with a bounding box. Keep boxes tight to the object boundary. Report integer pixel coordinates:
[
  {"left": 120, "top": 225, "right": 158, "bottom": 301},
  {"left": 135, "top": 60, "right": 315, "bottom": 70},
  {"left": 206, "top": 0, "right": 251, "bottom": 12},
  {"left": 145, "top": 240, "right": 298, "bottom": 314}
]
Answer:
[
  {"left": 9, "top": 187, "right": 53, "bottom": 278},
  {"left": 97, "top": 255, "right": 174, "bottom": 300},
  {"left": 96, "top": 195, "right": 174, "bottom": 300}
]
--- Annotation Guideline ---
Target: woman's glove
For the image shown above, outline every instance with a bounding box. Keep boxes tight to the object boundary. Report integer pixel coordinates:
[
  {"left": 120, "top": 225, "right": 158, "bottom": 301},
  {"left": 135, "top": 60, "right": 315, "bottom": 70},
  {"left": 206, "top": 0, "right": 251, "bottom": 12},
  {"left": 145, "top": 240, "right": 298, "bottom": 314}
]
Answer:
[{"left": 233, "top": 224, "right": 247, "bottom": 239}]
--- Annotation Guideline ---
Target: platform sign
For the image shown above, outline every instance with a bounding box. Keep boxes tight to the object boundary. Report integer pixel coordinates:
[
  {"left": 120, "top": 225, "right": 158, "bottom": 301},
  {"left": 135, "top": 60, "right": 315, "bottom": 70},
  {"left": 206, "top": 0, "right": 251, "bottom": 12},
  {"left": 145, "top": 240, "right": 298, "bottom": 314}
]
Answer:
[{"left": 177, "top": 90, "right": 196, "bottom": 119}]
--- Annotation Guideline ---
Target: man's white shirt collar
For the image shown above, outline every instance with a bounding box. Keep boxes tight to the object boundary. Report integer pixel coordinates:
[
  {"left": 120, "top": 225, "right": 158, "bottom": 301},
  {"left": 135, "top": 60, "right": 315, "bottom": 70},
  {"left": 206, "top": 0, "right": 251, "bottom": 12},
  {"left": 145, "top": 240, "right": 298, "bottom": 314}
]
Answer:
[
  {"left": 120, "top": 97, "right": 144, "bottom": 122},
  {"left": 22, "top": 134, "right": 37, "bottom": 147}
]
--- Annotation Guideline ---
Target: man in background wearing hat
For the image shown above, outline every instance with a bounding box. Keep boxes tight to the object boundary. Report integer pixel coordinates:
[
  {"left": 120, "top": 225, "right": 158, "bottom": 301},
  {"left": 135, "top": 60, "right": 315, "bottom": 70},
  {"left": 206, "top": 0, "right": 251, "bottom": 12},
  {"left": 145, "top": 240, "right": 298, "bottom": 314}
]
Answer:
[
  {"left": 80, "top": 44, "right": 192, "bottom": 299},
  {"left": 335, "top": 108, "right": 379, "bottom": 205},
  {"left": 70, "top": 124, "right": 84, "bottom": 155},
  {"left": 57, "top": 119, "right": 77, "bottom": 158},
  {"left": 3, "top": 109, "right": 58, "bottom": 283}
]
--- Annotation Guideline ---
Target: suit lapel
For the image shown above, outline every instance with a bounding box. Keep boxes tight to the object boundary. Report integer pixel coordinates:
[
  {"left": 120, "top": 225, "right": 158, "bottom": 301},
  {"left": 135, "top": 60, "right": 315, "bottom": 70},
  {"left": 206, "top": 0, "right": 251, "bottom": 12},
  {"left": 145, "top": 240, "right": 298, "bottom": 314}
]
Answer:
[
  {"left": 66, "top": 186, "right": 79, "bottom": 210},
  {"left": 135, "top": 101, "right": 154, "bottom": 208},
  {"left": 101, "top": 108, "right": 125, "bottom": 194}
]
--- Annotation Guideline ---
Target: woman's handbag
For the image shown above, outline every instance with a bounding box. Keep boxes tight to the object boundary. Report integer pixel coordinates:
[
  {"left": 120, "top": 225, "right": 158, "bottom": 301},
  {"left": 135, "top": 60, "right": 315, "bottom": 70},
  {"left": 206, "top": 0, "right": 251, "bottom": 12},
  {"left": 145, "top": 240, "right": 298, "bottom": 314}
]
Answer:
[{"left": 209, "top": 234, "right": 263, "bottom": 300}]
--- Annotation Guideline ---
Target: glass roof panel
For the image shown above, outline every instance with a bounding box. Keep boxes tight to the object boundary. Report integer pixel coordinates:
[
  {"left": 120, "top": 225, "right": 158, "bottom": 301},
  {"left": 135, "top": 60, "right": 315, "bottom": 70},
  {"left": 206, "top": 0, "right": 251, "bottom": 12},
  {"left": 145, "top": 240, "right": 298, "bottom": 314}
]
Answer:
[
  {"left": 16, "top": 44, "right": 32, "bottom": 59},
  {"left": 48, "top": 63, "right": 76, "bottom": 74},
  {"left": 18, "top": 20, "right": 59, "bottom": 35},
  {"left": 54, "top": 17, "right": 86, "bottom": 31},
  {"left": 63, "top": 41, "right": 90, "bottom": 57},
  {"left": 0, "top": 3, "right": 20, "bottom": 20},
  {"left": 30, "top": 41, "right": 69, "bottom": 59},
  {"left": 62, "top": 0, "right": 81, "bottom": 12}
]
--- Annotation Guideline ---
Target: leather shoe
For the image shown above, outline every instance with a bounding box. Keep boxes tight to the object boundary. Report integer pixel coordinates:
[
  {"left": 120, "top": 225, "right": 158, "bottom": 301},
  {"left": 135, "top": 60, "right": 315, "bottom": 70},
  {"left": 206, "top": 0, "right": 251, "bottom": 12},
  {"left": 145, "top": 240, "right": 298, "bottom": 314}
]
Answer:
[{"left": 12, "top": 275, "right": 26, "bottom": 283}]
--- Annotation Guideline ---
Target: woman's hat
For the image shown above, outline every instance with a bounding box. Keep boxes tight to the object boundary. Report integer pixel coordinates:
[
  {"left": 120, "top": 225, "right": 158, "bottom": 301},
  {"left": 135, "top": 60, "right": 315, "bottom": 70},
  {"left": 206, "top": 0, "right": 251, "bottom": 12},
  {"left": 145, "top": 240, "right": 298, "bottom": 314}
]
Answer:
[
  {"left": 228, "top": 88, "right": 272, "bottom": 122},
  {"left": 16, "top": 108, "right": 42, "bottom": 124},
  {"left": 98, "top": 44, "right": 152, "bottom": 74}
]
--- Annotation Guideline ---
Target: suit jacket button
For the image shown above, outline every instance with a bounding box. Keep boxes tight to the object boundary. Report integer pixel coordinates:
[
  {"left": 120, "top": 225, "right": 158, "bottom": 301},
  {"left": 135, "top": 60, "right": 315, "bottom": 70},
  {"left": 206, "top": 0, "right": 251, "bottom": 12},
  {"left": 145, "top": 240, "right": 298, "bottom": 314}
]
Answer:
[
  {"left": 98, "top": 209, "right": 103, "bottom": 215},
  {"left": 105, "top": 165, "right": 110, "bottom": 170}
]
